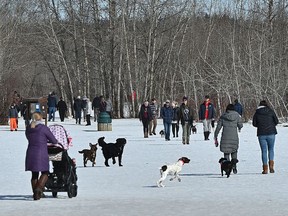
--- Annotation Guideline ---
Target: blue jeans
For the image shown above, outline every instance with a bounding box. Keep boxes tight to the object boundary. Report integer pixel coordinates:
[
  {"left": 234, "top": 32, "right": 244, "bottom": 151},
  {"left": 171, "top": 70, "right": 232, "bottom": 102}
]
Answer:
[
  {"left": 163, "top": 122, "right": 171, "bottom": 140},
  {"left": 258, "top": 134, "right": 275, "bottom": 165},
  {"left": 48, "top": 107, "right": 56, "bottom": 121}
]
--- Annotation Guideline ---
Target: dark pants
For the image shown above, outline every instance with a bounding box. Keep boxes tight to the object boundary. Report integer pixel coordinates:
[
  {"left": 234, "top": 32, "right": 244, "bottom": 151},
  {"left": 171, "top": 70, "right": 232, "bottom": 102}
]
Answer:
[
  {"left": 59, "top": 110, "right": 66, "bottom": 122},
  {"left": 75, "top": 110, "right": 81, "bottom": 124},
  {"left": 86, "top": 114, "right": 91, "bottom": 125},
  {"left": 172, "top": 123, "right": 179, "bottom": 137},
  {"left": 142, "top": 119, "right": 150, "bottom": 134}
]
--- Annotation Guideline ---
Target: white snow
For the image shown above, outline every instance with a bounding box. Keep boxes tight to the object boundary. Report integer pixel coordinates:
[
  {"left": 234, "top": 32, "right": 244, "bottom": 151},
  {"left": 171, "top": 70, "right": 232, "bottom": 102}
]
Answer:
[{"left": 1, "top": 117, "right": 288, "bottom": 216}]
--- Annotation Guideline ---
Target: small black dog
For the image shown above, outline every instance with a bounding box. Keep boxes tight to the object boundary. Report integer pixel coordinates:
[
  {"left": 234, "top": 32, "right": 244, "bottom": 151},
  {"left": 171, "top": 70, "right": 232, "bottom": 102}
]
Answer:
[
  {"left": 218, "top": 158, "right": 238, "bottom": 178},
  {"left": 78, "top": 143, "right": 98, "bottom": 167},
  {"left": 98, "top": 137, "right": 127, "bottom": 167},
  {"left": 191, "top": 125, "right": 197, "bottom": 134},
  {"left": 159, "top": 130, "right": 165, "bottom": 137}
]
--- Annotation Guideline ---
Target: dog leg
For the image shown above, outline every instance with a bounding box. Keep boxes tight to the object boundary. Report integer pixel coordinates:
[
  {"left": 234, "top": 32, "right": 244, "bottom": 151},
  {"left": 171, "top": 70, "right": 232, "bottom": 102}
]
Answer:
[
  {"left": 112, "top": 157, "right": 116, "bottom": 164},
  {"left": 157, "top": 174, "right": 167, "bottom": 187},
  {"left": 83, "top": 157, "right": 87, "bottom": 167},
  {"left": 118, "top": 155, "right": 123, "bottom": 166},
  {"left": 104, "top": 159, "right": 109, "bottom": 167}
]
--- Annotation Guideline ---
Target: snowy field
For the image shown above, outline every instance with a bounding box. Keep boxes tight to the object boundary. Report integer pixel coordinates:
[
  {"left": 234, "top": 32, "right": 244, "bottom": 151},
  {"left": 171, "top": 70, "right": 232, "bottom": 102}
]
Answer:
[{"left": 1, "top": 116, "right": 288, "bottom": 216}]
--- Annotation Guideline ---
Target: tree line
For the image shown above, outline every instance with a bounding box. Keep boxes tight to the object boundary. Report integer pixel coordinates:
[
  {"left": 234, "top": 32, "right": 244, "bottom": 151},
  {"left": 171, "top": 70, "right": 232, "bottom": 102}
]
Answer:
[{"left": 0, "top": 0, "right": 288, "bottom": 122}]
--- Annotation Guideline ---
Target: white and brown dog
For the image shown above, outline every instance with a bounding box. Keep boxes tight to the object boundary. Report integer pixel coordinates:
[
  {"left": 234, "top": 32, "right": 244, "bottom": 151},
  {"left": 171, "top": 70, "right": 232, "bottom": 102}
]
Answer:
[{"left": 157, "top": 157, "right": 190, "bottom": 187}]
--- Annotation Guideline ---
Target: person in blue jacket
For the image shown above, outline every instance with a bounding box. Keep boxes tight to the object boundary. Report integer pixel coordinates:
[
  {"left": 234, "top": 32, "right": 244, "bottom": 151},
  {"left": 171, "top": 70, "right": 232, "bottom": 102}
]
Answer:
[
  {"left": 160, "top": 100, "right": 173, "bottom": 141},
  {"left": 234, "top": 99, "right": 243, "bottom": 116}
]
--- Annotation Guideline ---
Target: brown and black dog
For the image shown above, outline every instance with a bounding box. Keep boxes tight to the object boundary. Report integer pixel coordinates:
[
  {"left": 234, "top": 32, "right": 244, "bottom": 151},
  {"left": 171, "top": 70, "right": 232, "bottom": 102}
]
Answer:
[{"left": 78, "top": 143, "right": 98, "bottom": 167}]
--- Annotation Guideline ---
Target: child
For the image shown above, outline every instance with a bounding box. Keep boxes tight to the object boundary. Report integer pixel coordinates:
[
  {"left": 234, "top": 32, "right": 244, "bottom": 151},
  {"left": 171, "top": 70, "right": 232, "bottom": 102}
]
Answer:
[{"left": 8, "top": 104, "right": 19, "bottom": 131}]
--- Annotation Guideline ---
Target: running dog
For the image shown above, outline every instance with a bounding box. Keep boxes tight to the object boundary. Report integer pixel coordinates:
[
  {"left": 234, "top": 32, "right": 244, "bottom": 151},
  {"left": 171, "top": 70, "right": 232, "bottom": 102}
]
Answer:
[
  {"left": 157, "top": 157, "right": 190, "bottom": 187},
  {"left": 78, "top": 143, "right": 98, "bottom": 167},
  {"left": 98, "top": 137, "right": 127, "bottom": 167},
  {"left": 219, "top": 158, "right": 238, "bottom": 178}
]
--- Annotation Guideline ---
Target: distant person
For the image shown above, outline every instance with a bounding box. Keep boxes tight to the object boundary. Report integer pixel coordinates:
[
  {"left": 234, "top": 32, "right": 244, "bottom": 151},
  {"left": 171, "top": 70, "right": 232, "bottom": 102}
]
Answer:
[
  {"left": 47, "top": 92, "right": 57, "bottom": 121},
  {"left": 234, "top": 99, "right": 243, "bottom": 116},
  {"left": 160, "top": 100, "right": 173, "bottom": 141},
  {"left": 253, "top": 100, "right": 278, "bottom": 174},
  {"left": 149, "top": 98, "right": 158, "bottom": 135},
  {"left": 85, "top": 98, "right": 92, "bottom": 126},
  {"left": 179, "top": 96, "right": 194, "bottom": 144},
  {"left": 92, "top": 96, "right": 101, "bottom": 122},
  {"left": 8, "top": 103, "right": 19, "bottom": 131},
  {"left": 99, "top": 96, "right": 107, "bottom": 113},
  {"left": 25, "top": 112, "right": 58, "bottom": 200},
  {"left": 82, "top": 96, "right": 88, "bottom": 122},
  {"left": 74, "top": 96, "right": 82, "bottom": 124},
  {"left": 171, "top": 101, "right": 180, "bottom": 138},
  {"left": 139, "top": 100, "right": 152, "bottom": 138},
  {"left": 106, "top": 97, "right": 113, "bottom": 118},
  {"left": 199, "top": 95, "right": 215, "bottom": 141},
  {"left": 214, "top": 104, "right": 243, "bottom": 174},
  {"left": 57, "top": 97, "right": 68, "bottom": 122}
]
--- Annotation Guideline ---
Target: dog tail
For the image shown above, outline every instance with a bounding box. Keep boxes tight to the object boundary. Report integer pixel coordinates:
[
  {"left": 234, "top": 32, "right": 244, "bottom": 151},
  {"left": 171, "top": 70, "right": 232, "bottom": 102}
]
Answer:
[{"left": 78, "top": 151, "right": 84, "bottom": 154}]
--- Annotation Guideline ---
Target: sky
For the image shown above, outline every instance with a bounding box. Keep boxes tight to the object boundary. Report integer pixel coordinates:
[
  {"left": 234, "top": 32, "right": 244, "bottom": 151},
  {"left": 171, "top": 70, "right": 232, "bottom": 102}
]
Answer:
[{"left": 1, "top": 116, "right": 288, "bottom": 216}]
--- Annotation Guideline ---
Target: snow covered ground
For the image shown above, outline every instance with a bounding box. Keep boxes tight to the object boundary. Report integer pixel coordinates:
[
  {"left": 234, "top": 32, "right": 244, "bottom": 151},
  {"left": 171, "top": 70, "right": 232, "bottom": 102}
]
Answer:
[{"left": 1, "top": 116, "right": 288, "bottom": 216}]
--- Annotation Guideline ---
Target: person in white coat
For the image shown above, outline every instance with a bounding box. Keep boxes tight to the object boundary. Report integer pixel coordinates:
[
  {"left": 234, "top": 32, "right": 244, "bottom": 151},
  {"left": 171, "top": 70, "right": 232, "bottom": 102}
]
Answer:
[{"left": 85, "top": 98, "right": 92, "bottom": 126}]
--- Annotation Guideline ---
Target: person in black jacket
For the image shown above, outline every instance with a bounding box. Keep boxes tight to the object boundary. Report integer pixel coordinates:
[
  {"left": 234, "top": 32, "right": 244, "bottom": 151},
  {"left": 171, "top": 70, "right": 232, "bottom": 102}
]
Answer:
[
  {"left": 57, "top": 97, "right": 68, "bottom": 122},
  {"left": 74, "top": 96, "right": 82, "bottom": 124},
  {"left": 139, "top": 100, "right": 152, "bottom": 138},
  {"left": 179, "top": 96, "right": 194, "bottom": 144},
  {"left": 252, "top": 100, "right": 278, "bottom": 174}
]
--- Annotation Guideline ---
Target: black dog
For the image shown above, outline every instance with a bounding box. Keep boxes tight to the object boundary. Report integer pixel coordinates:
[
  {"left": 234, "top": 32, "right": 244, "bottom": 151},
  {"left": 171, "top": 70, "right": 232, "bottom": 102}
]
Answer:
[
  {"left": 191, "top": 125, "right": 197, "bottom": 134},
  {"left": 78, "top": 143, "right": 98, "bottom": 167},
  {"left": 218, "top": 158, "right": 238, "bottom": 178},
  {"left": 98, "top": 137, "right": 127, "bottom": 167},
  {"left": 159, "top": 130, "right": 165, "bottom": 137}
]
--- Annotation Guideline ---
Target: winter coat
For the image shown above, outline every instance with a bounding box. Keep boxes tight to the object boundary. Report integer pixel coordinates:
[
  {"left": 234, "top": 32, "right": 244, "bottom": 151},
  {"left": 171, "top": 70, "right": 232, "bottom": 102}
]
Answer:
[
  {"left": 48, "top": 94, "right": 57, "bottom": 108},
  {"left": 160, "top": 105, "right": 173, "bottom": 124},
  {"left": 252, "top": 106, "right": 278, "bottom": 136},
  {"left": 199, "top": 102, "right": 215, "bottom": 120},
  {"left": 86, "top": 101, "right": 92, "bottom": 115},
  {"left": 172, "top": 106, "right": 180, "bottom": 122},
  {"left": 73, "top": 98, "right": 82, "bottom": 112},
  {"left": 92, "top": 96, "right": 101, "bottom": 109},
  {"left": 178, "top": 103, "right": 193, "bottom": 126},
  {"left": 99, "top": 101, "right": 107, "bottom": 112},
  {"left": 57, "top": 100, "right": 67, "bottom": 112},
  {"left": 214, "top": 110, "right": 243, "bottom": 154},
  {"left": 234, "top": 102, "right": 243, "bottom": 116},
  {"left": 150, "top": 102, "right": 158, "bottom": 119},
  {"left": 8, "top": 106, "right": 18, "bottom": 118},
  {"left": 139, "top": 104, "right": 153, "bottom": 121},
  {"left": 25, "top": 123, "right": 58, "bottom": 172},
  {"left": 106, "top": 99, "right": 113, "bottom": 112}
]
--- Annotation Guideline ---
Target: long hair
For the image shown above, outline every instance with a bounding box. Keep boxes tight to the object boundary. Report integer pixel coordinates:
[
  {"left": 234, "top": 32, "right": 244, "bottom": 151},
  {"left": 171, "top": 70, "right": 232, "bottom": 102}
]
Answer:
[{"left": 30, "top": 112, "right": 42, "bottom": 128}]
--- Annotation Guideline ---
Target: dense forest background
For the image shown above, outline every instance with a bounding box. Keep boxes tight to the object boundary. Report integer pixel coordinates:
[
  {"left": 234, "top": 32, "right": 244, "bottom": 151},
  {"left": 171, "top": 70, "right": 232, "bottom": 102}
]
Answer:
[{"left": 0, "top": 0, "right": 288, "bottom": 121}]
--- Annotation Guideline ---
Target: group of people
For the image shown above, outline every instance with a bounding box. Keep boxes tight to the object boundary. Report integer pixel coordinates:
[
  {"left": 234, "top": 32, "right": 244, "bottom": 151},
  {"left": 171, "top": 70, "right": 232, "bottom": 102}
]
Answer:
[{"left": 139, "top": 95, "right": 278, "bottom": 175}]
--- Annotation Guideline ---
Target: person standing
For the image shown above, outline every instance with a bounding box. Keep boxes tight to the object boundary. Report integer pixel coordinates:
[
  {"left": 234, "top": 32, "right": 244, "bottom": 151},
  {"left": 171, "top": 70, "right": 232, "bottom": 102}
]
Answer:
[
  {"left": 149, "top": 98, "right": 158, "bottom": 135},
  {"left": 8, "top": 103, "right": 19, "bottom": 131},
  {"left": 178, "top": 96, "right": 194, "bottom": 144},
  {"left": 81, "top": 96, "right": 88, "bottom": 122},
  {"left": 199, "top": 95, "right": 215, "bottom": 141},
  {"left": 57, "top": 97, "right": 68, "bottom": 122},
  {"left": 92, "top": 96, "right": 101, "bottom": 122},
  {"left": 214, "top": 104, "right": 243, "bottom": 174},
  {"left": 171, "top": 101, "right": 180, "bottom": 138},
  {"left": 234, "top": 99, "right": 243, "bottom": 116},
  {"left": 160, "top": 100, "right": 173, "bottom": 141},
  {"left": 85, "top": 98, "right": 92, "bottom": 126},
  {"left": 252, "top": 100, "right": 278, "bottom": 174},
  {"left": 47, "top": 92, "right": 57, "bottom": 121},
  {"left": 99, "top": 96, "right": 107, "bottom": 113},
  {"left": 139, "top": 100, "right": 152, "bottom": 138},
  {"left": 106, "top": 97, "right": 113, "bottom": 118},
  {"left": 74, "top": 96, "right": 82, "bottom": 124},
  {"left": 25, "top": 112, "right": 58, "bottom": 200}
]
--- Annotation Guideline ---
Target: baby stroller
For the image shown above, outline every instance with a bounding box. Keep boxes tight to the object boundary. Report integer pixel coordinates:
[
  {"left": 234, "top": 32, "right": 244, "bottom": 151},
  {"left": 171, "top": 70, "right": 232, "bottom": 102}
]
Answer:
[{"left": 45, "top": 124, "right": 78, "bottom": 198}]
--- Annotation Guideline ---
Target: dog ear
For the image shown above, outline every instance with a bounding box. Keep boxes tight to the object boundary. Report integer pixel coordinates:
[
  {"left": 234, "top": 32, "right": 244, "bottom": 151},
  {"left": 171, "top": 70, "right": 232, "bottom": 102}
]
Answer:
[{"left": 89, "top": 143, "right": 92, "bottom": 147}]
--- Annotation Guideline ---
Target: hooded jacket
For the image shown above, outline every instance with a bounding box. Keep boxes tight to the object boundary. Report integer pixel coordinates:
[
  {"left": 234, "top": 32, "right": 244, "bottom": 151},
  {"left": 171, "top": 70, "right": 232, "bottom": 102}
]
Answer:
[
  {"left": 214, "top": 110, "right": 243, "bottom": 154},
  {"left": 252, "top": 106, "right": 278, "bottom": 136}
]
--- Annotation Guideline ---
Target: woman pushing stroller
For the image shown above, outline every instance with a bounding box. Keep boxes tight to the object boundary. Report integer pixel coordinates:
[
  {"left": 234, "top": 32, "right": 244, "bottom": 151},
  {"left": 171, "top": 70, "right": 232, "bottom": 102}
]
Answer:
[{"left": 25, "top": 112, "right": 58, "bottom": 200}]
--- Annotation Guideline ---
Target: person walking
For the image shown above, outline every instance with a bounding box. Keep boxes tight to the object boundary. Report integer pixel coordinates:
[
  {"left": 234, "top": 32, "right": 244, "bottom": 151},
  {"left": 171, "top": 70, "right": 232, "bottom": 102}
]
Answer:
[
  {"left": 85, "top": 98, "right": 92, "bottom": 126},
  {"left": 139, "top": 100, "right": 152, "bottom": 138},
  {"left": 74, "top": 96, "right": 82, "bottom": 124},
  {"left": 8, "top": 103, "right": 19, "bottom": 131},
  {"left": 252, "top": 100, "right": 278, "bottom": 174},
  {"left": 92, "top": 96, "right": 101, "bottom": 122},
  {"left": 99, "top": 96, "right": 107, "bottom": 113},
  {"left": 47, "top": 92, "right": 57, "bottom": 121},
  {"left": 199, "top": 95, "right": 215, "bottom": 140},
  {"left": 234, "top": 99, "right": 243, "bottom": 116},
  {"left": 171, "top": 101, "right": 180, "bottom": 138},
  {"left": 178, "top": 96, "right": 194, "bottom": 144},
  {"left": 25, "top": 112, "right": 58, "bottom": 200},
  {"left": 214, "top": 104, "right": 243, "bottom": 174},
  {"left": 149, "top": 98, "right": 158, "bottom": 135},
  {"left": 160, "top": 100, "right": 173, "bottom": 141},
  {"left": 57, "top": 97, "right": 68, "bottom": 122}
]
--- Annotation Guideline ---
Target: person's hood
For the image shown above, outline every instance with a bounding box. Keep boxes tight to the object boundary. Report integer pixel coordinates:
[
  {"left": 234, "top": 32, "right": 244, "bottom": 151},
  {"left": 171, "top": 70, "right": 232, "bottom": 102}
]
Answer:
[
  {"left": 255, "top": 106, "right": 273, "bottom": 115},
  {"left": 220, "top": 110, "right": 239, "bottom": 121}
]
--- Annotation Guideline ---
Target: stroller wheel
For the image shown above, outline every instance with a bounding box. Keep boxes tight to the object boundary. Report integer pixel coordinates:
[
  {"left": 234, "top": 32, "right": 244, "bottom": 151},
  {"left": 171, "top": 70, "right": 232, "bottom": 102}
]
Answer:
[
  {"left": 67, "top": 183, "right": 77, "bottom": 198},
  {"left": 52, "top": 192, "right": 57, "bottom": 198}
]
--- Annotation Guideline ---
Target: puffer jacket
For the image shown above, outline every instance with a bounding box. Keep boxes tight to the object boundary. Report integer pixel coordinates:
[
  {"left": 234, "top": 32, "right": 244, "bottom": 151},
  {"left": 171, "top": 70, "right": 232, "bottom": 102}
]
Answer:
[
  {"left": 214, "top": 110, "right": 243, "bottom": 154},
  {"left": 252, "top": 106, "right": 278, "bottom": 136}
]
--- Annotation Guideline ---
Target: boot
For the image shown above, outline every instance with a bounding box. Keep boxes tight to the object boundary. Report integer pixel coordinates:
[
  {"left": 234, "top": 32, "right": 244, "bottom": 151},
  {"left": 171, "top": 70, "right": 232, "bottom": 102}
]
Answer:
[
  {"left": 31, "top": 179, "right": 37, "bottom": 194},
  {"left": 34, "top": 174, "right": 48, "bottom": 200},
  {"left": 144, "top": 132, "right": 148, "bottom": 138},
  {"left": 204, "top": 132, "right": 209, "bottom": 140},
  {"left": 262, "top": 165, "right": 268, "bottom": 174},
  {"left": 269, "top": 160, "right": 275, "bottom": 173}
]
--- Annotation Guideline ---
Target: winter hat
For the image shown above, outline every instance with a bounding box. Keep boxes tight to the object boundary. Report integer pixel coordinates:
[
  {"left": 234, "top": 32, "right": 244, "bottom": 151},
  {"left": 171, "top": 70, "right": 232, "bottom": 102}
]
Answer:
[
  {"left": 183, "top": 96, "right": 188, "bottom": 101},
  {"left": 166, "top": 100, "right": 170, "bottom": 103}
]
